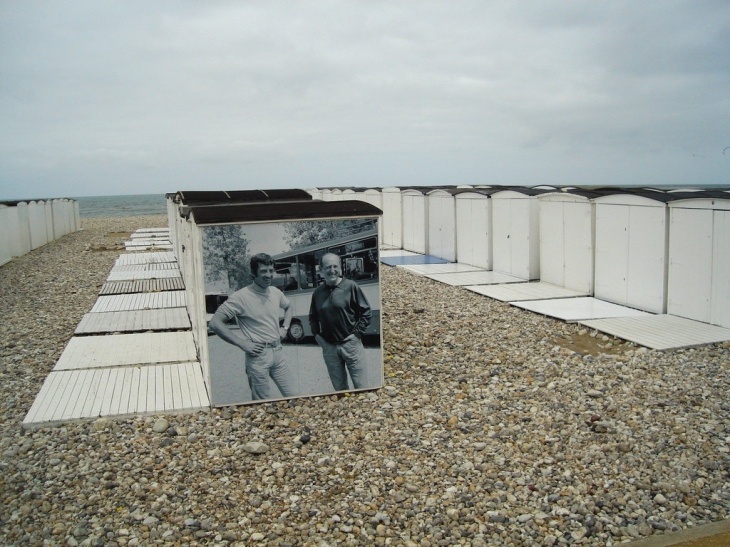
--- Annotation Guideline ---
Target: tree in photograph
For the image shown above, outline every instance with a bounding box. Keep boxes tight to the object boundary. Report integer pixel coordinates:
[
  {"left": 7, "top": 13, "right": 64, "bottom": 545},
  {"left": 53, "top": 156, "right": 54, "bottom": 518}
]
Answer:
[
  {"left": 284, "top": 218, "right": 376, "bottom": 250},
  {"left": 202, "top": 225, "right": 251, "bottom": 291}
]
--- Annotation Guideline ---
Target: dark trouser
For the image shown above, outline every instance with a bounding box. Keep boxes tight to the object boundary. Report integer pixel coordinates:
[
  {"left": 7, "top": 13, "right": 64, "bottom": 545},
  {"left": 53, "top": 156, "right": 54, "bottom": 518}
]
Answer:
[{"left": 317, "top": 335, "right": 367, "bottom": 391}]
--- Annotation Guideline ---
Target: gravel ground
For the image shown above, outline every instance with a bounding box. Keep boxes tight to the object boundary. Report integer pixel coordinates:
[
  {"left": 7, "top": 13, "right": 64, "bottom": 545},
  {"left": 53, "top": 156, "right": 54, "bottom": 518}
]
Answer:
[{"left": 1, "top": 215, "right": 729, "bottom": 547}]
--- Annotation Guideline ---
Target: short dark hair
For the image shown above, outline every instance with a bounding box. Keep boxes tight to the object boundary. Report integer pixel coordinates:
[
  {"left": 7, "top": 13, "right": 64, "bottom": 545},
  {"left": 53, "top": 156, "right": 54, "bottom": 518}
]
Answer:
[{"left": 250, "top": 253, "right": 274, "bottom": 276}]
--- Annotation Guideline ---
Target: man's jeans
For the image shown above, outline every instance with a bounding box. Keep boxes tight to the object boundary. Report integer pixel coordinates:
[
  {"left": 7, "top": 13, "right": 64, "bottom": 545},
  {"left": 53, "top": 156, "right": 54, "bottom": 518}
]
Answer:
[
  {"left": 245, "top": 345, "right": 296, "bottom": 400},
  {"left": 316, "top": 335, "right": 367, "bottom": 391}
]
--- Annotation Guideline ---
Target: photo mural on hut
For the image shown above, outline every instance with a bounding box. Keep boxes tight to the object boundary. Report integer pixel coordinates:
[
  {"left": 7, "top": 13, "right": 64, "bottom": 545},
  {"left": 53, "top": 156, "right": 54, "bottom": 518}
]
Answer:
[{"left": 202, "top": 217, "right": 383, "bottom": 406}]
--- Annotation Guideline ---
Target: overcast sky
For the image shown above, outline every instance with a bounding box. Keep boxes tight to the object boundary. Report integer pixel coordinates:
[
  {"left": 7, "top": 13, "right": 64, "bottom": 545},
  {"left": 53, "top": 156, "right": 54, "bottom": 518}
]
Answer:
[{"left": 1, "top": 1, "right": 729, "bottom": 199}]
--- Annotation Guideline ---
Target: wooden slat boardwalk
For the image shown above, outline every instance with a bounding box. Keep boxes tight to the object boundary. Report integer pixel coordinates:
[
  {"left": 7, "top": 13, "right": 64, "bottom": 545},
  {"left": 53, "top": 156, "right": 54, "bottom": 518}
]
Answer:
[
  {"left": 22, "top": 362, "right": 207, "bottom": 428},
  {"left": 90, "top": 291, "right": 187, "bottom": 313},
  {"left": 111, "top": 263, "right": 180, "bottom": 272},
  {"left": 99, "top": 278, "right": 185, "bottom": 295},
  {"left": 115, "top": 251, "right": 176, "bottom": 265},
  {"left": 99, "top": 277, "right": 185, "bottom": 295},
  {"left": 54, "top": 331, "right": 197, "bottom": 370},
  {"left": 107, "top": 268, "right": 181, "bottom": 281},
  {"left": 22, "top": 228, "right": 210, "bottom": 429},
  {"left": 579, "top": 314, "right": 730, "bottom": 350},
  {"left": 75, "top": 308, "right": 191, "bottom": 334}
]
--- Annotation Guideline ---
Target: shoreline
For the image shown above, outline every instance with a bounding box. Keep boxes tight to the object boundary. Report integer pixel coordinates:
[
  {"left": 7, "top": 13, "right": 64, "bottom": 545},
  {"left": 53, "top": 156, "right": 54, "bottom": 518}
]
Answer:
[{"left": 1, "top": 215, "right": 728, "bottom": 547}]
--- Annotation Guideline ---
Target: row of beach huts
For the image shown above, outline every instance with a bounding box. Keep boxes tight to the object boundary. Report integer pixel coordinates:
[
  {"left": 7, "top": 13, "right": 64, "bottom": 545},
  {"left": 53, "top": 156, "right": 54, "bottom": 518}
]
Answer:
[
  {"left": 0, "top": 198, "right": 81, "bottom": 267},
  {"left": 309, "top": 185, "right": 730, "bottom": 330}
]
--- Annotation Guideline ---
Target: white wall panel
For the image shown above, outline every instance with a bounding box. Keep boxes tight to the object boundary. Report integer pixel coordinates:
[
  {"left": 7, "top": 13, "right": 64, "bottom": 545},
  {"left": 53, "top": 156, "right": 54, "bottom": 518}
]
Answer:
[
  {"left": 427, "top": 191, "right": 456, "bottom": 262},
  {"left": 594, "top": 197, "right": 667, "bottom": 314},
  {"left": 382, "top": 188, "right": 402, "bottom": 248},
  {"left": 455, "top": 193, "right": 491, "bottom": 269}
]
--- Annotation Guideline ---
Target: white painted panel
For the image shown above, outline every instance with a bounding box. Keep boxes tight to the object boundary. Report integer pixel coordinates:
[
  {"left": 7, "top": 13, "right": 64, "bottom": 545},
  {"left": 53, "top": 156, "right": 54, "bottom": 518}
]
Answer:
[
  {"left": 711, "top": 211, "right": 730, "bottom": 328},
  {"left": 28, "top": 201, "right": 49, "bottom": 249},
  {"left": 626, "top": 205, "right": 667, "bottom": 314},
  {"left": 459, "top": 196, "right": 491, "bottom": 269},
  {"left": 0, "top": 205, "right": 13, "bottom": 265},
  {"left": 18, "top": 203, "right": 32, "bottom": 255},
  {"left": 594, "top": 204, "right": 630, "bottom": 306},
  {"left": 382, "top": 188, "right": 402, "bottom": 248},
  {"left": 538, "top": 200, "right": 565, "bottom": 286},
  {"left": 402, "top": 193, "right": 427, "bottom": 254},
  {"left": 427, "top": 192, "right": 456, "bottom": 262},
  {"left": 44, "top": 201, "right": 54, "bottom": 241},
  {"left": 563, "top": 201, "right": 594, "bottom": 294},
  {"left": 667, "top": 208, "right": 712, "bottom": 322},
  {"left": 491, "top": 197, "right": 512, "bottom": 275}
]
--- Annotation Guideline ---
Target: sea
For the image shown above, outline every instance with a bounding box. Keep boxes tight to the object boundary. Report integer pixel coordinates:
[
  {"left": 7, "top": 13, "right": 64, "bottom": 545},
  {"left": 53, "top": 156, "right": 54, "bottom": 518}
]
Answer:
[{"left": 73, "top": 194, "right": 168, "bottom": 218}]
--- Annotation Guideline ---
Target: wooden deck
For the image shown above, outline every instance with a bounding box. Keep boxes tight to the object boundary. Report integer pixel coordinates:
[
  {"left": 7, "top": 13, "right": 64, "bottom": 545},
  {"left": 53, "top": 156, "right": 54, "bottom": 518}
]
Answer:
[
  {"left": 115, "top": 251, "right": 176, "bottom": 265},
  {"left": 75, "top": 309, "right": 191, "bottom": 334},
  {"left": 100, "top": 278, "right": 186, "bottom": 295},
  {"left": 90, "top": 291, "right": 187, "bottom": 313},
  {"left": 22, "top": 228, "right": 210, "bottom": 429},
  {"left": 579, "top": 314, "right": 730, "bottom": 350},
  {"left": 466, "top": 281, "right": 588, "bottom": 302}
]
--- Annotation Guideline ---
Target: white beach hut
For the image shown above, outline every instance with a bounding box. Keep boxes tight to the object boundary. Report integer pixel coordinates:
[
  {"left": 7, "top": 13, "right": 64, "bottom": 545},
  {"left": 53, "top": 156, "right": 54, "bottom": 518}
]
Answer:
[
  {"left": 667, "top": 193, "right": 730, "bottom": 328},
  {"left": 27, "top": 200, "right": 49, "bottom": 250},
  {"left": 44, "top": 200, "right": 55, "bottom": 242},
  {"left": 401, "top": 188, "right": 429, "bottom": 254},
  {"left": 381, "top": 187, "right": 402, "bottom": 249},
  {"left": 593, "top": 191, "right": 672, "bottom": 314},
  {"left": 491, "top": 188, "right": 543, "bottom": 280},
  {"left": 15, "top": 202, "right": 32, "bottom": 257},
  {"left": 427, "top": 189, "right": 458, "bottom": 262},
  {"left": 537, "top": 190, "right": 601, "bottom": 294},
  {"left": 454, "top": 189, "right": 495, "bottom": 269}
]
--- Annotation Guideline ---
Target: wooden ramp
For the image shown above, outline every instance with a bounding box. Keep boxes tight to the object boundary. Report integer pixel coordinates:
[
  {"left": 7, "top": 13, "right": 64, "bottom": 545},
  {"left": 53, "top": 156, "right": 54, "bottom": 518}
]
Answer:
[
  {"left": 130, "top": 232, "right": 171, "bottom": 239},
  {"left": 90, "top": 291, "right": 187, "bottom": 313},
  {"left": 512, "top": 297, "right": 651, "bottom": 323},
  {"left": 115, "top": 251, "right": 176, "bottom": 265},
  {"left": 111, "top": 263, "right": 180, "bottom": 272},
  {"left": 136, "top": 227, "right": 170, "bottom": 233},
  {"left": 100, "top": 278, "right": 185, "bottom": 295},
  {"left": 578, "top": 315, "right": 730, "bottom": 350},
  {"left": 466, "top": 282, "right": 588, "bottom": 302},
  {"left": 54, "top": 332, "right": 197, "bottom": 370},
  {"left": 75, "top": 308, "right": 191, "bottom": 334},
  {"left": 425, "top": 271, "right": 524, "bottom": 286},
  {"left": 107, "top": 268, "right": 182, "bottom": 281},
  {"left": 125, "top": 239, "right": 172, "bottom": 247},
  {"left": 399, "top": 263, "right": 486, "bottom": 275},
  {"left": 22, "top": 362, "right": 207, "bottom": 428}
]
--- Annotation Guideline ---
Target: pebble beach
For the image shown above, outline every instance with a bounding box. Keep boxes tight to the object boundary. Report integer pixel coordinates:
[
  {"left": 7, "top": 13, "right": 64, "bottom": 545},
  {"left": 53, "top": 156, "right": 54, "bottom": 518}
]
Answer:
[{"left": 1, "top": 215, "right": 729, "bottom": 547}]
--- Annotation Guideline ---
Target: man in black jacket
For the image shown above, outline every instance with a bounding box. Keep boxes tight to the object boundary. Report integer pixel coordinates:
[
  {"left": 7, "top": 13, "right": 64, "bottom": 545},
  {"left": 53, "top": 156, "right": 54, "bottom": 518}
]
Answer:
[{"left": 309, "top": 253, "right": 371, "bottom": 391}]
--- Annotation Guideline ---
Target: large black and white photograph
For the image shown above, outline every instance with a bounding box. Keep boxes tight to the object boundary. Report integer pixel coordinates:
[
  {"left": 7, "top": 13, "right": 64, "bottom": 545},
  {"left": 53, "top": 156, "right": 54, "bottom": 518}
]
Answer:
[{"left": 202, "top": 217, "right": 383, "bottom": 406}]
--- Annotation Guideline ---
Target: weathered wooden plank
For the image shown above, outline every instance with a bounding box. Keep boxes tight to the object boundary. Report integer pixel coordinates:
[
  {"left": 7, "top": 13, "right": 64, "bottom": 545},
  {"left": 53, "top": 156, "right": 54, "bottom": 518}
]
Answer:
[
  {"left": 99, "top": 278, "right": 186, "bottom": 295},
  {"left": 115, "top": 251, "right": 176, "bottom": 265},
  {"left": 579, "top": 314, "right": 730, "bottom": 350},
  {"left": 54, "top": 332, "right": 197, "bottom": 370},
  {"left": 75, "top": 308, "right": 191, "bottom": 334},
  {"left": 107, "top": 269, "right": 181, "bottom": 282},
  {"left": 22, "top": 372, "right": 63, "bottom": 425},
  {"left": 426, "top": 271, "right": 525, "bottom": 286}
]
